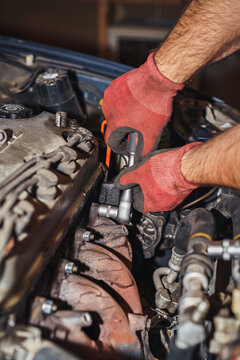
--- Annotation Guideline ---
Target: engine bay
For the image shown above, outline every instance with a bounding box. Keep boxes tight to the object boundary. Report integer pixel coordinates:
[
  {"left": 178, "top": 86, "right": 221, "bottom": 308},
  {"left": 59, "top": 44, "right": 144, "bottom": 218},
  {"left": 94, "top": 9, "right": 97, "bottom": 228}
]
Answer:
[{"left": 0, "top": 36, "right": 240, "bottom": 360}]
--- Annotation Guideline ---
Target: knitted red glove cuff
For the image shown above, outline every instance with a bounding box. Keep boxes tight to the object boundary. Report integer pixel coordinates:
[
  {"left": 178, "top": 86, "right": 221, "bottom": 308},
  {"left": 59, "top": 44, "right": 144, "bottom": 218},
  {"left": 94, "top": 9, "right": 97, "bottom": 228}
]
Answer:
[
  {"left": 150, "top": 142, "right": 202, "bottom": 196},
  {"left": 127, "top": 53, "right": 184, "bottom": 115}
]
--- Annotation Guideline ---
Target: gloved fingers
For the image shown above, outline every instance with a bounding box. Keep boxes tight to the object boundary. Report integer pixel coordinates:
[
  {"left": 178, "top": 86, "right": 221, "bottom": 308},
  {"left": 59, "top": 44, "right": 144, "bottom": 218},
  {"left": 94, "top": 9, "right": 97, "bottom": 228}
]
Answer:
[
  {"left": 115, "top": 162, "right": 142, "bottom": 190},
  {"left": 106, "top": 127, "right": 144, "bottom": 159},
  {"left": 115, "top": 167, "right": 145, "bottom": 212},
  {"left": 132, "top": 185, "right": 144, "bottom": 213},
  {"left": 115, "top": 149, "right": 156, "bottom": 191},
  {"left": 106, "top": 128, "right": 128, "bottom": 154}
]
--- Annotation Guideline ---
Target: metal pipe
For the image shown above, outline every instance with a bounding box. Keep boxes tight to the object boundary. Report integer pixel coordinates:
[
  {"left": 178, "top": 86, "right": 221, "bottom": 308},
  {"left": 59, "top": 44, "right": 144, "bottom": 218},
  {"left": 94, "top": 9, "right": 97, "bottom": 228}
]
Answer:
[
  {"left": 169, "top": 208, "right": 214, "bottom": 354},
  {"left": 153, "top": 267, "right": 171, "bottom": 291},
  {"left": 208, "top": 239, "right": 240, "bottom": 260}
]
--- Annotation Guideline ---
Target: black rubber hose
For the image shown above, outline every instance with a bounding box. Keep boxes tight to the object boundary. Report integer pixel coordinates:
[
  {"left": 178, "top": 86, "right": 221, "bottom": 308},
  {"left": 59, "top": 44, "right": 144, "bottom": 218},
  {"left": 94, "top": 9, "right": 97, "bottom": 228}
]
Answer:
[
  {"left": 188, "top": 207, "right": 214, "bottom": 244},
  {"left": 174, "top": 208, "right": 214, "bottom": 254},
  {"left": 216, "top": 195, "right": 240, "bottom": 239},
  {"left": 168, "top": 209, "right": 214, "bottom": 360},
  {"left": 174, "top": 215, "right": 192, "bottom": 255}
]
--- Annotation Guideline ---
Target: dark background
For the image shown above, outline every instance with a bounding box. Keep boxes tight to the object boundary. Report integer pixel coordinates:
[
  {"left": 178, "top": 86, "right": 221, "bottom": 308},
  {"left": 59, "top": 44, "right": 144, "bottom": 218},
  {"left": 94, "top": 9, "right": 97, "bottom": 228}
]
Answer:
[{"left": 0, "top": 0, "right": 239, "bottom": 110}]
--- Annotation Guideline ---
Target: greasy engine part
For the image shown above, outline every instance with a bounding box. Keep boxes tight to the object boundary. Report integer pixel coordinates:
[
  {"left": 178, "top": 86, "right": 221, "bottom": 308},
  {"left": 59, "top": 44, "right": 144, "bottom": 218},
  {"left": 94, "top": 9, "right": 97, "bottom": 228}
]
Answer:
[
  {"left": 71, "top": 241, "right": 142, "bottom": 314},
  {"left": 98, "top": 180, "right": 121, "bottom": 207},
  {"left": 153, "top": 247, "right": 184, "bottom": 314},
  {"left": 50, "top": 274, "right": 142, "bottom": 358},
  {"left": 2, "top": 37, "right": 240, "bottom": 360},
  {"left": 30, "top": 297, "right": 93, "bottom": 345},
  {"left": 137, "top": 212, "right": 167, "bottom": 258},
  {"left": 0, "top": 326, "right": 81, "bottom": 360},
  {"left": 29, "top": 297, "right": 113, "bottom": 360},
  {"left": 0, "top": 103, "right": 33, "bottom": 119},
  {"left": 35, "top": 69, "right": 85, "bottom": 122},
  {"left": 0, "top": 111, "right": 104, "bottom": 312},
  {"left": 168, "top": 208, "right": 214, "bottom": 359},
  {"left": 28, "top": 213, "right": 144, "bottom": 359},
  {"left": 88, "top": 206, "right": 133, "bottom": 268}
]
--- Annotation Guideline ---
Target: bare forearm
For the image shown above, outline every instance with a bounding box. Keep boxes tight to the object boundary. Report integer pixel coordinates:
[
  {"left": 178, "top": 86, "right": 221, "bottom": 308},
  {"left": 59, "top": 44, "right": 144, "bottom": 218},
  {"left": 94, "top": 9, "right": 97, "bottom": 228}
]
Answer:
[
  {"left": 155, "top": 0, "right": 240, "bottom": 83},
  {"left": 181, "top": 125, "right": 240, "bottom": 188}
]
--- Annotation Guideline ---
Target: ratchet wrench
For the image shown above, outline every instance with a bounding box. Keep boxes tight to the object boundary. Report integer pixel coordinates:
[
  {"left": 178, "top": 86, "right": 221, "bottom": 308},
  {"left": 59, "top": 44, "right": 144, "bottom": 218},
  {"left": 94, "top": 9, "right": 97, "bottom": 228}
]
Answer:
[{"left": 97, "top": 132, "right": 137, "bottom": 225}]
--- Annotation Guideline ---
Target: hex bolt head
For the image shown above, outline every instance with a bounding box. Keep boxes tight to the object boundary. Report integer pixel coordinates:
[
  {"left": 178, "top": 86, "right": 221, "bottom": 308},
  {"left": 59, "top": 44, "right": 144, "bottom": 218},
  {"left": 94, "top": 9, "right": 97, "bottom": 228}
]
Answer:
[
  {"left": 64, "top": 261, "right": 78, "bottom": 274},
  {"left": 83, "top": 231, "right": 94, "bottom": 242},
  {"left": 42, "top": 299, "right": 57, "bottom": 314}
]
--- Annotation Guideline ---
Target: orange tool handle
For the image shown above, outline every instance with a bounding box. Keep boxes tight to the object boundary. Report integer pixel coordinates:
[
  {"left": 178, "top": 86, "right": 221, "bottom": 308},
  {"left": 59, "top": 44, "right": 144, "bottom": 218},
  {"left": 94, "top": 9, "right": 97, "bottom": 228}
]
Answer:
[{"left": 101, "top": 119, "right": 111, "bottom": 168}]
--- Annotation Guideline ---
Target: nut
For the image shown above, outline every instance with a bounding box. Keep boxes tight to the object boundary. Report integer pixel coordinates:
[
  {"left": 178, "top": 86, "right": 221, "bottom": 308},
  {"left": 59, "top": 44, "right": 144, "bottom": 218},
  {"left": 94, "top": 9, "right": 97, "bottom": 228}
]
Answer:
[{"left": 42, "top": 299, "right": 57, "bottom": 314}]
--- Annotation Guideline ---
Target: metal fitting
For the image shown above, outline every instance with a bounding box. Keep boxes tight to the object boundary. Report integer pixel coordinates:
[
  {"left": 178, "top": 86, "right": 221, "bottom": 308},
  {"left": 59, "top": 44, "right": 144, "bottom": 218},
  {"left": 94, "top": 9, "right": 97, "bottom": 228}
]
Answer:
[
  {"left": 183, "top": 269, "right": 209, "bottom": 291},
  {"left": 25, "top": 54, "right": 35, "bottom": 66},
  {"left": 82, "top": 231, "right": 94, "bottom": 242},
  {"left": 64, "top": 262, "right": 78, "bottom": 275},
  {"left": 168, "top": 247, "right": 185, "bottom": 273},
  {"left": 97, "top": 204, "right": 118, "bottom": 220},
  {"left": 155, "top": 288, "right": 171, "bottom": 309},
  {"left": 97, "top": 201, "right": 133, "bottom": 225},
  {"left": 181, "top": 249, "right": 213, "bottom": 292},
  {"left": 153, "top": 267, "right": 171, "bottom": 292},
  {"left": 55, "top": 112, "right": 67, "bottom": 127},
  {"left": 178, "top": 289, "right": 209, "bottom": 325},
  {"left": 74, "top": 228, "right": 95, "bottom": 244},
  {"left": 153, "top": 266, "right": 179, "bottom": 313},
  {"left": 162, "top": 247, "right": 185, "bottom": 289},
  {"left": 208, "top": 240, "right": 240, "bottom": 260},
  {"left": 161, "top": 248, "right": 184, "bottom": 292},
  {"left": 42, "top": 299, "right": 57, "bottom": 314},
  {"left": 154, "top": 248, "right": 185, "bottom": 312}
]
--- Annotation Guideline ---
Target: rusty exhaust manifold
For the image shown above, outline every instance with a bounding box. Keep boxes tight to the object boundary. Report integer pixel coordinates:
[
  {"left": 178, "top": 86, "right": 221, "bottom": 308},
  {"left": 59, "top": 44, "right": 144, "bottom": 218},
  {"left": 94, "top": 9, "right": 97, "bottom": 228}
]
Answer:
[
  {"left": 50, "top": 275, "right": 142, "bottom": 358},
  {"left": 31, "top": 214, "right": 143, "bottom": 358},
  {"left": 72, "top": 240, "right": 142, "bottom": 315}
]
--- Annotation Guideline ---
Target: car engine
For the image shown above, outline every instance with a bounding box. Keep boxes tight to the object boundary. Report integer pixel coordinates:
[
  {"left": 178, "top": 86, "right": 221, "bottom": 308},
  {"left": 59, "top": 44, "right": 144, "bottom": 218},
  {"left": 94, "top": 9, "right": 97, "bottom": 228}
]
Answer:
[{"left": 0, "top": 36, "right": 240, "bottom": 360}]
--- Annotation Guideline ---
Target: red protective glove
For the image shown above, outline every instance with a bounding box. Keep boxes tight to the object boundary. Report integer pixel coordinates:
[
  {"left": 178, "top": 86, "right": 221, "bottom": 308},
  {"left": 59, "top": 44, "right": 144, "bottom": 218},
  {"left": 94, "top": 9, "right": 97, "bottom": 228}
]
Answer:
[
  {"left": 115, "top": 143, "right": 201, "bottom": 213},
  {"left": 102, "top": 53, "right": 184, "bottom": 160}
]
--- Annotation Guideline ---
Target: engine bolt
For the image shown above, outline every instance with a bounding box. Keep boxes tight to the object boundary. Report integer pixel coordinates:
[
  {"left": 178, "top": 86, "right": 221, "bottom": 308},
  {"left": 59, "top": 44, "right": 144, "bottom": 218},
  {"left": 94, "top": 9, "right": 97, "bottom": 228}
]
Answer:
[
  {"left": 83, "top": 231, "right": 94, "bottom": 242},
  {"left": 64, "top": 261, "right": 78, "bottom": 274},
  {"left": 8, "top": 313, "right": 16, "bottom": 327},
  {"left": 55, "top": 112, "right": 67, "bottom": 127},
  {"left": 42, "top": 299, "right": 57, "bottom": 314},
  {"left": 25, "top": 54, "right": 35, "bottom": 66}
]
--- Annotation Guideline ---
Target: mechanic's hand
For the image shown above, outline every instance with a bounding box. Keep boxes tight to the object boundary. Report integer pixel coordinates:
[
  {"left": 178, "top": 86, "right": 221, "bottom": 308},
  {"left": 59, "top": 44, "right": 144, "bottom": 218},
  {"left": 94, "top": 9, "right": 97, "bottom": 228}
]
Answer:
[
  {"left": 115, "top": 143, "right": 201, "bottom": 213},
  {"left": 102, "top": 53, "right": 184, "bottom": 160}
]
